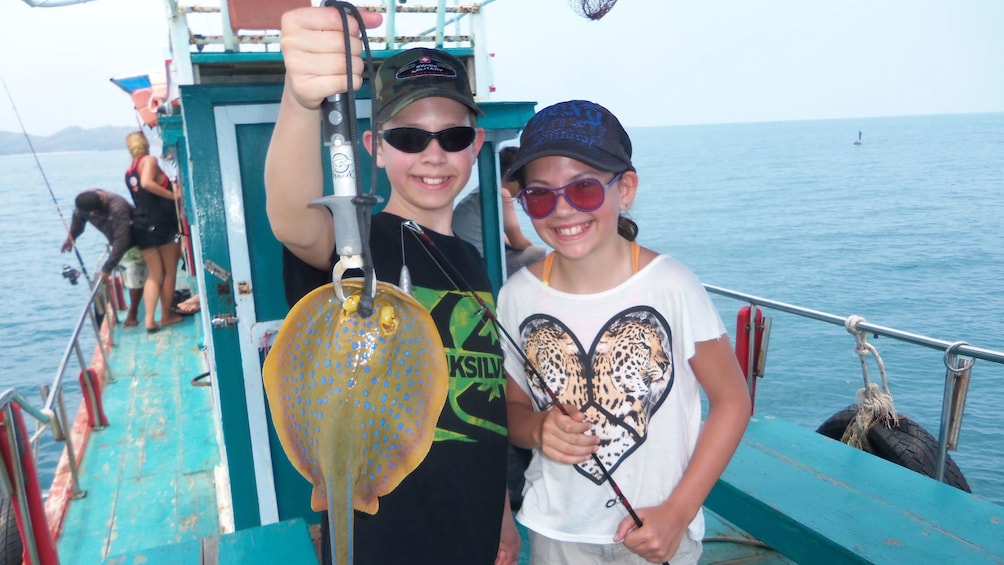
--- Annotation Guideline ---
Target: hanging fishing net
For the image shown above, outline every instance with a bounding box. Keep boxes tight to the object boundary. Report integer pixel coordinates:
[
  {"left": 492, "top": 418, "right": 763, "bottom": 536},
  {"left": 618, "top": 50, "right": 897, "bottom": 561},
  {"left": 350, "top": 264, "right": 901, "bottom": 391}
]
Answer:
[{"left": 568, "top": 0, "right": 619, "bottom": 20}]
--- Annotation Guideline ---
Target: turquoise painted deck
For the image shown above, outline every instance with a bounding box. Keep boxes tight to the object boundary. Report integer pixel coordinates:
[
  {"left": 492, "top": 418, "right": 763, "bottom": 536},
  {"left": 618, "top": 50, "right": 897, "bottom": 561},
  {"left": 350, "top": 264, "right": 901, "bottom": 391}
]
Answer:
[
  {"left": 514, "top": 510, "right": 793, "bottom": 564},
  {"left": 55, "top": 298, "right": 1003, "bottom": 564},
  {"left": 707, "top": 415, "right": 1004, "bottom": 564},
  {"left": 699, "top": 510, "right": 794, "bottom": 564},
  {"left": 55, "top": 307, "right": 223, "bottom": 564},
  {"left": 105, "top": 518, "right": 318, "bottom": 565}
]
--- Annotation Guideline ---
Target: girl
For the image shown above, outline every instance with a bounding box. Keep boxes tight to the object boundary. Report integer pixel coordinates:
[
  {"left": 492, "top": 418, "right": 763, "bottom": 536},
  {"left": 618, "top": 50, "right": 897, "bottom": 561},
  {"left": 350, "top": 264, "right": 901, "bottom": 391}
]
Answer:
[{"left": 499, "top": 100, "right": 751, "bottom": 565}]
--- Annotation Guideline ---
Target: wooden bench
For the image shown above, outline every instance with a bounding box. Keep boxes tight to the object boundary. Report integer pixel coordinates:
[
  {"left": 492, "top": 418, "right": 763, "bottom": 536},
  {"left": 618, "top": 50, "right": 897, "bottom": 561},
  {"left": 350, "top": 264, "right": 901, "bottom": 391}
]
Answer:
[{"left": 705, "top": 415, "right": 1004, "bottom": 564}]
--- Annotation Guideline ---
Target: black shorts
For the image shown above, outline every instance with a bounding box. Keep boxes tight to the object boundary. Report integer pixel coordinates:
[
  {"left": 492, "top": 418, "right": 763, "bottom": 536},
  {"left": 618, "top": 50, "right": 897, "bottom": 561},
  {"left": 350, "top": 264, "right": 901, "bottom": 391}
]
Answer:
[{"left": 132, "top": 224, "right": 178, "bottom": 249}]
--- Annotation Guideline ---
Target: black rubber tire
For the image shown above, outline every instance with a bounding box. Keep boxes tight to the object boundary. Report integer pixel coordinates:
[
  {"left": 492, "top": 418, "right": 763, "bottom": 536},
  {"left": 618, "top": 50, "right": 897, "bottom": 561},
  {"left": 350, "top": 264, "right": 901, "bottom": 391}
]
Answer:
[
  {"left": 816, "top": 404, "right": 971, "bottom": 492},
  {"left": 0, "top": 496, "right": 23, "bottom": 565}
]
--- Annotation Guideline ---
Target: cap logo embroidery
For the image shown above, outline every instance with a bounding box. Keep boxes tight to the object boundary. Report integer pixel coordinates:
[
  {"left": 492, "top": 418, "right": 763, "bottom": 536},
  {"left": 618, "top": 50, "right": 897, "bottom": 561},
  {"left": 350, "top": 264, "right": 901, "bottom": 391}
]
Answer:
[
  {"left": 396, "top": 56, "right": 458, "bottom": 81},
  {"left": 524, "top": 102, "right": 607, "bottom": 151}
]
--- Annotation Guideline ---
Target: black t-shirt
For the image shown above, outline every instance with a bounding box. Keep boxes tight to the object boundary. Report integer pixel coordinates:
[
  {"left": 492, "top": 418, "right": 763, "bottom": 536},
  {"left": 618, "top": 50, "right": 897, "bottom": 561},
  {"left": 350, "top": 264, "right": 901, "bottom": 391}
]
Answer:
[{"left": 283, "top": 213, "right": 508, "bottom": 564}]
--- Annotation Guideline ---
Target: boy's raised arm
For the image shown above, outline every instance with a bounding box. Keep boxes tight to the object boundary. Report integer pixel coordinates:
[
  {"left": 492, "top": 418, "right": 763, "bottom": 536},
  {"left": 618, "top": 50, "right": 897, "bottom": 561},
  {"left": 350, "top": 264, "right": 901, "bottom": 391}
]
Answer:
[{"left": 264, "top": 6, "right": 383, "bottom": 270}]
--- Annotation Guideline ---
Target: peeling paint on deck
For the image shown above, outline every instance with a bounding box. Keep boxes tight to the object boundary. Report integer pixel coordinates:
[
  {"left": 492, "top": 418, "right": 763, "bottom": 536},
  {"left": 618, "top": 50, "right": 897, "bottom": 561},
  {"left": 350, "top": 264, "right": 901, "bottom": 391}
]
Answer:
[{"left": 51, "top": 310, "right": 224, "bottom": 563}]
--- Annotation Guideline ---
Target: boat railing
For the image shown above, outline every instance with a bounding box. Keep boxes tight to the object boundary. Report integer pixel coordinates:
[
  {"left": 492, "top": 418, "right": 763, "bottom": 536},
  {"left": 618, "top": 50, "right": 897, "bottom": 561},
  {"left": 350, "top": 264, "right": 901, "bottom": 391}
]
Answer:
[
  {"left": 0, "top": 272, "right": 120, "bottom": 565},
  {"left": 166, "top": 1, "right": 494, "bottom": 101},
  {"left": 172, "top": 1, "right": 485, "bottom": 52},
  {"left": 704, "top": 283, "right": 1004, "bottom": 483}
]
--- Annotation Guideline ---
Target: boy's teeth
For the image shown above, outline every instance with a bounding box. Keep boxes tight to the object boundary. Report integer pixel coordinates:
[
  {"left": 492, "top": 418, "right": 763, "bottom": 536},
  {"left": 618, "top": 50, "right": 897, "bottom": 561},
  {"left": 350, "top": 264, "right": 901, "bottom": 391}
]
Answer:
[{"left": 422, "top": 177, "right": 446, "bottom": 184}]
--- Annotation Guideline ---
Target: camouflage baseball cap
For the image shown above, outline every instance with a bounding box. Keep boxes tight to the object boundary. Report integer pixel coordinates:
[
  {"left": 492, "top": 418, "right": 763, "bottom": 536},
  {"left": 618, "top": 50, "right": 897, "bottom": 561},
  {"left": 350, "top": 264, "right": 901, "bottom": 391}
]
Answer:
[
  {"left": 374, "top": 48, "right": 484, "bottom": 124},
  {"left": 505, "top": 100, "right": 633, "bottom": 182}
]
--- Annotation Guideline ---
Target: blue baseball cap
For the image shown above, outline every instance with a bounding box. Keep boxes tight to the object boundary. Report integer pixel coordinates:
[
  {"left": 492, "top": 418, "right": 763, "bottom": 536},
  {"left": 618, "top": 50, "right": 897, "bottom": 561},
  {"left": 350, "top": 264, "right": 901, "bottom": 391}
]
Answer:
[{"left": 504, "top": 100, "right": 633, "bottom": 182}]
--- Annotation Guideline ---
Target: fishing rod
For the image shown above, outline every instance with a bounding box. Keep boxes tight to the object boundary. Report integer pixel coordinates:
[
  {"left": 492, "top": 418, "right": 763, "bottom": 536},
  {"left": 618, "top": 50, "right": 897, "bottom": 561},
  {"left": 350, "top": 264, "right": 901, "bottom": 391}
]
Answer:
[
  {"left": 2, "top": 78, "right": 91, "bottom": 285},
  {"left": 402, "top": 220, "right": 666, "bottom": 560}
]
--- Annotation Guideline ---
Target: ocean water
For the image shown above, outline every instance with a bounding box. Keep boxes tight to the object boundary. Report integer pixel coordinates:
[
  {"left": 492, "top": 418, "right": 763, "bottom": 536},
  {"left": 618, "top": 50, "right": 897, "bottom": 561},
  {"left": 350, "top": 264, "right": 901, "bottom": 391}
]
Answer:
[
  {"left": 520, "top": 112, "right": 1004, "bottom": 504},
  {"left": 0, "top": 149, "right": 128, "bottom": 485},
  {"left": 2, "top": 113, "right": 1003, "bottom": 506}
]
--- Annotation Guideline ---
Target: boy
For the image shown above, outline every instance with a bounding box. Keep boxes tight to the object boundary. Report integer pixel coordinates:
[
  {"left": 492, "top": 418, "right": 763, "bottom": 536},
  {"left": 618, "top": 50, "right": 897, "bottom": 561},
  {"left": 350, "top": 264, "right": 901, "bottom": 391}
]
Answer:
[
  {"left": 62, "top": 189, "right": 146, "bottom": 328},
  {"left": 264, "top": 7, "right": 516, "bottom": 564}
]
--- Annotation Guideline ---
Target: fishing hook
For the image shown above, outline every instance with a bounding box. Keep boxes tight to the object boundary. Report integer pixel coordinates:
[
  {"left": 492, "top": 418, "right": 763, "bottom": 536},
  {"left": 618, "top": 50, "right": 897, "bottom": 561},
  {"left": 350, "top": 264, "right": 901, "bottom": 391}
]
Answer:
[{"left": 401, "top": 220, "right": 655, "bottom": 538}]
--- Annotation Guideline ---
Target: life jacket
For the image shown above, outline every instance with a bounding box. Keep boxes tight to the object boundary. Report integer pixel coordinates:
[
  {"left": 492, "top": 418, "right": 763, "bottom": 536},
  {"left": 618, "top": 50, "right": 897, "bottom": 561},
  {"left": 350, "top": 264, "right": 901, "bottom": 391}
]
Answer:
[
  {"left": 124, "top": 155, "right": 171, "bottom": 202},
  {"left": 124, "top": 157, "right": 144, "bottom": 204}
]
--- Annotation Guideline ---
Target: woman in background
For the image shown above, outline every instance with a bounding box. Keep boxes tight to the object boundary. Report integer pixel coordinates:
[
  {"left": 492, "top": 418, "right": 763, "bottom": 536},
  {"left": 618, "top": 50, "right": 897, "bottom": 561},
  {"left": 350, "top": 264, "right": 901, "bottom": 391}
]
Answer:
[{"left": 124, "top": 131, "right": 183, "bottom": 332}]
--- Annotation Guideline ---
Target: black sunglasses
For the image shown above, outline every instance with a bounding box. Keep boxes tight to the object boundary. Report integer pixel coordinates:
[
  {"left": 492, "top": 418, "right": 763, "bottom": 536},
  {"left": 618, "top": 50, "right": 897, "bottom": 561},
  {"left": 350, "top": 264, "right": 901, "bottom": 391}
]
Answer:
[{"left": 379, "top": 127, "right": 476, "bottom": 153}]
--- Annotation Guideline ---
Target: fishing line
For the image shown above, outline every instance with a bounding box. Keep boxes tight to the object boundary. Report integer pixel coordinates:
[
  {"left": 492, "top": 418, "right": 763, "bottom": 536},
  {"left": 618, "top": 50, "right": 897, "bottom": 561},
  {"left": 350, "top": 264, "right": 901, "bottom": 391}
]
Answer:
[
  {"left": 401, "top": 221, "right": 660, "bottom": 545},
  {"left": 2, "top": 78, "right": 91, "bottom": 284}
]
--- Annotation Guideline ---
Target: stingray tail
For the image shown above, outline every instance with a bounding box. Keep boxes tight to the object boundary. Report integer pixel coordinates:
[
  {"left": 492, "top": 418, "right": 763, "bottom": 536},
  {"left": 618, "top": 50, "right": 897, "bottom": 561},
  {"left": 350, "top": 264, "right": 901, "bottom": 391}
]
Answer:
[{"left": 326, "top": 456, "right": 354, "bottom": 564}]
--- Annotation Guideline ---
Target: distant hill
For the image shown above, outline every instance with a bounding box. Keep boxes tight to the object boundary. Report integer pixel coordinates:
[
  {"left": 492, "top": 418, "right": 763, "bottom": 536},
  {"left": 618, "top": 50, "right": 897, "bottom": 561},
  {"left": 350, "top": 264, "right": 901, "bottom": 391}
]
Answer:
[{"left": 0, "top": 126, "right": 135, "bottom": 156}]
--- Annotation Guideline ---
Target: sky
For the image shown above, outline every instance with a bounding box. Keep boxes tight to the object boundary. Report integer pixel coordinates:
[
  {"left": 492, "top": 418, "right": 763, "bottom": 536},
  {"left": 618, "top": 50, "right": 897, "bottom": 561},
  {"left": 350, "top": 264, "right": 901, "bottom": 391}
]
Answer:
[{"left": 1, "top": 0, "right": 1003, "bottom": 136}]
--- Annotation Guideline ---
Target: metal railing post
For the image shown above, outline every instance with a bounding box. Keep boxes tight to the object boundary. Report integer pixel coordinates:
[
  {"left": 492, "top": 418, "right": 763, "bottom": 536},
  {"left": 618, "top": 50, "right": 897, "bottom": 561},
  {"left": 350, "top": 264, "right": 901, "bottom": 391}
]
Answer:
[
  {"left": 54, "top": 388, "right": 85, "bottom": 499},
  {"left": 0, "top": 399, "right": 60, "bottom": 565},
  {"left": 936, "top": 343, "right": 974, "bottom": 482}
]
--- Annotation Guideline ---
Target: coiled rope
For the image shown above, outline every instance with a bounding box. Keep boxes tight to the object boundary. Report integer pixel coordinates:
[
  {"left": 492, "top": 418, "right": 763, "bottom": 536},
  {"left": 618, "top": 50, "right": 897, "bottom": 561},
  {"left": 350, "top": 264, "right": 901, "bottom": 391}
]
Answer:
[{"left": 841, "top": 315, "right": 899, "bottom": 449}]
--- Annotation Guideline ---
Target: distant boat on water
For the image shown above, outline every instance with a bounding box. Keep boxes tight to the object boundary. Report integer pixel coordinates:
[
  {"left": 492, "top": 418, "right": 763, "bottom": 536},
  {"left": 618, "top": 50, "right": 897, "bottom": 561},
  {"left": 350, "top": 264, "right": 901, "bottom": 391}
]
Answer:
[{"left": 854, "top": 130, "right": 863, "bottom": 145}]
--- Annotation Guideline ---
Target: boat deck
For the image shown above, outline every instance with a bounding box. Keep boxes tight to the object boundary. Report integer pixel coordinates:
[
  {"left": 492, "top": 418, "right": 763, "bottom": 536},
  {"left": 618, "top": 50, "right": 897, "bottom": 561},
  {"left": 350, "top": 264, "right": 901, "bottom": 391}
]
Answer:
[
  {"left": 54, "top": 293, "right": 1000, "bottom": 564},
  {"left": 511, "top": 509, "right": 791, "bottom": 564},
  {"left": 707, "top": 415, "right": 1004, "bottom": 564},
  {"left": 54, "top": 308, "right": 224, "bottom": 564},
  {"left": 46, "top": 302, "right": 794, "bottom": 564}
]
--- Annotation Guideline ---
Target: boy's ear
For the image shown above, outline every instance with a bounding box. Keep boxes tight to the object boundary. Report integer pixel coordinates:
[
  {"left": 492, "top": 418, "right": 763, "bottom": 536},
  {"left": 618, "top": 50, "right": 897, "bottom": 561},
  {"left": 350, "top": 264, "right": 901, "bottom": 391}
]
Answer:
[
  {"left": 472, "top": 127, "right": 486, "bottom": 156},
  {"left": 362, "top": 130, "right": 384, "bottom": 167}
]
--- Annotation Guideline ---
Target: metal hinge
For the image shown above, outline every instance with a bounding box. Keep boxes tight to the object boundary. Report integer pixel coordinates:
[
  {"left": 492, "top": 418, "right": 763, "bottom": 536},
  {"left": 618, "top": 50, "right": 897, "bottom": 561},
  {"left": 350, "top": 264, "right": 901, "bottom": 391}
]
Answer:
[
  {"left": 204, "top": 259, "right": 231, "bottom": 282},
  {"left": 211, "top": 314, "right": 239, "bottom": 328}
]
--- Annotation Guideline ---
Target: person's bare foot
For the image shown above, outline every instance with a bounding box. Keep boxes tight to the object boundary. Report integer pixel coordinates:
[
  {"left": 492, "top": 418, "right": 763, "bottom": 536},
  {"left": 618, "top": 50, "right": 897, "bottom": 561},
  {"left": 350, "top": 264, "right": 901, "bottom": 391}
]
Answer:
[
  {"left": 173, "top": 295, "right": 200, "bottom": 315},
  {"left": 160, "top": 314, "right": 185, "bottom": 328},
  {"left": 124, "top": 317, "right": 139, "bottom": 328},
  {"left": 146, "top": 323, "right": 160, "bottom": 333}
]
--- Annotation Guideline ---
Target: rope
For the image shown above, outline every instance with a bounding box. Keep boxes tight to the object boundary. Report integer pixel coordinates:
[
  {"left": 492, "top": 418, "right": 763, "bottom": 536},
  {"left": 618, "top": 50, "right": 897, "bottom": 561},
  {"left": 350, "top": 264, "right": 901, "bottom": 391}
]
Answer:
[{"left": 842, "top": 315, "right": 899, "bottom": 449}]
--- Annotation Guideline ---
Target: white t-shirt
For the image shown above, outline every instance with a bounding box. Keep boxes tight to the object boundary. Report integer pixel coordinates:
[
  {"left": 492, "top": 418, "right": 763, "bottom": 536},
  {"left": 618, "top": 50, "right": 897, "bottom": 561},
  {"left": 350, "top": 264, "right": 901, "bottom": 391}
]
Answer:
[{"left": 498, "top": 254, "right": 726, "bottom": 544}]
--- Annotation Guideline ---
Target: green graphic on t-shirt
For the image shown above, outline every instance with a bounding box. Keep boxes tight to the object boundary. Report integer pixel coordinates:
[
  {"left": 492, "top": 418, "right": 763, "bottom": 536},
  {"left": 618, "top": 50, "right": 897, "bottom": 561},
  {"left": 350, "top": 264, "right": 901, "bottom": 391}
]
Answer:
[{"left": 412, "top": 286, "right": 507, "bottom": 440}]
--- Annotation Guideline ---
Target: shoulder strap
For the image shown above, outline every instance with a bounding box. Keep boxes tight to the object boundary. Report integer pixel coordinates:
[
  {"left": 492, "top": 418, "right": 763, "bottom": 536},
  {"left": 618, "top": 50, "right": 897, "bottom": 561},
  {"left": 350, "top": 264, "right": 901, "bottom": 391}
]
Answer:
[
  {"left": 541, "top": 252, "right": 556, "bottom": 286},
  {"left": 542, "top": 242, "right": 641, "bottom": 286}
]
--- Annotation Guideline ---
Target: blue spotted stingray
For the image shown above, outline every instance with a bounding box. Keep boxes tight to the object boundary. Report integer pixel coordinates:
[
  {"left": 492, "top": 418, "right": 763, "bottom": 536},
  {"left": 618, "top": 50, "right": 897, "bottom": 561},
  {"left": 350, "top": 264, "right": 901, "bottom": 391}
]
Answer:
[{"left": 262, "top": 279, "right": 448, "bottom": 564}]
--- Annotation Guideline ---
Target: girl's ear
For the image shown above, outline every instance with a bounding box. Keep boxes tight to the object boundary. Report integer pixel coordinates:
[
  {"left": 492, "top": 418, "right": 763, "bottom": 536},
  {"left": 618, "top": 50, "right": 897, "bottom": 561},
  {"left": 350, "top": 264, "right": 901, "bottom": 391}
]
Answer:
[{"left": 618, "top": 170, "right": 639, "bottom": 211}]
